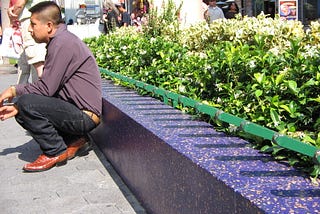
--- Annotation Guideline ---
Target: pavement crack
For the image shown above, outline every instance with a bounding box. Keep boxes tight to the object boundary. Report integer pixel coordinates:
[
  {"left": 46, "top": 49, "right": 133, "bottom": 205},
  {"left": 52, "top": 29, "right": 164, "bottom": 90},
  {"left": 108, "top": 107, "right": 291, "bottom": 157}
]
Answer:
[
  {"left": 82, "top": 196, "right": 90, "bottom": 204},
  {"left": 56, "top": 192, "right": 61, "bottom": 198}
]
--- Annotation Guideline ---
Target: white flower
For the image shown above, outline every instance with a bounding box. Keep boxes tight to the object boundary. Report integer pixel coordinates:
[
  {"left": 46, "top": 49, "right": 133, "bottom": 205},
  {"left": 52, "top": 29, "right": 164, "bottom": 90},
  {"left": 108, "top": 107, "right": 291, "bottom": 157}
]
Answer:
[
  {"left": 235, "top": 29, "right": 244, "bottom": 39},
  {"left": 269, "top": 47, "right": 280, "bottom": 56},
  {"left": 279, "top": 67, "right": 289, "bottom": 75},
  {"left": 301, "top": 45, "right": 319, "bottom": 58},
  {"left": 229, "top": 124, "right": 238, "bottom": 132},
  {"left": 215, "top": 83, "right": 223, "bottom": 92},
  {"left": 198, "top": 52, "right": 207, "bottom": 59},
  {"left": 150, "top": 37, "right": 156, "bottom": 43},
  {"left": 234, "top": 91, "right": 241, "bottom": 99},
  {"left": 205, "top": 65, "right": 212, "bottom": 70},
  {"left": 248, "top": 60, "right": 256, "bottom": 69},
  {"left": 178, "top": 85, "right": 186, "bottom": 93}
]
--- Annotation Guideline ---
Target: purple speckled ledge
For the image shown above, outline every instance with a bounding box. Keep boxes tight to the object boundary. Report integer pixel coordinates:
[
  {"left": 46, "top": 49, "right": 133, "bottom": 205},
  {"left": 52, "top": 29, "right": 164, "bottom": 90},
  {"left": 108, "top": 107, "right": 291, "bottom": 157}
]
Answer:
[{"left": 91, "top": 80, "right": 320, "bottom": 214}]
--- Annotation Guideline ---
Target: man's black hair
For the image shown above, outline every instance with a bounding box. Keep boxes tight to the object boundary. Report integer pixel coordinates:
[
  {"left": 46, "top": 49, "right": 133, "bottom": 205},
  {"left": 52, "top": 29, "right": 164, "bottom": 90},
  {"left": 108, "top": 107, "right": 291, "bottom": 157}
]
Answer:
[{"left": 29, "top": 1, "right": 64, "bottom": 25}]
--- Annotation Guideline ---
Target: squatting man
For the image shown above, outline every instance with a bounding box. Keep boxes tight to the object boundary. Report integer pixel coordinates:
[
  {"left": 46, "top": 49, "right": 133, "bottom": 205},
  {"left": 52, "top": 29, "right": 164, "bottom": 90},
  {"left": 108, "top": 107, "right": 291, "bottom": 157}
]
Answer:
[{"left": 0, "top": 1, "right": 102, "bottom": 172}]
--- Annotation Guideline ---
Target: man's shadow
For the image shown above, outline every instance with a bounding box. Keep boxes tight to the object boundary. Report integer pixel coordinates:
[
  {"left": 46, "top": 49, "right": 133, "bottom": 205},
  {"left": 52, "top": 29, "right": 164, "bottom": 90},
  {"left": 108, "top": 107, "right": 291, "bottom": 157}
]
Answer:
[{"left": 0, "top": 139, "right": 42, "bottom": 162}]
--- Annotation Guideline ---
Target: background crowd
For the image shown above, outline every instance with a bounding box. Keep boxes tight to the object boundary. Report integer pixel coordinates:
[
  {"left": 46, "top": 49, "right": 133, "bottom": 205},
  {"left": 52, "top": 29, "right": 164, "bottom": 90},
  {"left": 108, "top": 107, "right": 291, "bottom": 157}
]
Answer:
[{"left": 100, "top": 0, "right": 240, "bottom": 34}]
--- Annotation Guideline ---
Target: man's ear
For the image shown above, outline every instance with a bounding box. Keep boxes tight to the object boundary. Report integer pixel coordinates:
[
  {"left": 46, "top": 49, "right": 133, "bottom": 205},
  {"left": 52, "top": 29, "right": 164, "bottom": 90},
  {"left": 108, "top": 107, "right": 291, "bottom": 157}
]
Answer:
[{"left": 46, "top": 21, "right": 54, "bottom": 33}]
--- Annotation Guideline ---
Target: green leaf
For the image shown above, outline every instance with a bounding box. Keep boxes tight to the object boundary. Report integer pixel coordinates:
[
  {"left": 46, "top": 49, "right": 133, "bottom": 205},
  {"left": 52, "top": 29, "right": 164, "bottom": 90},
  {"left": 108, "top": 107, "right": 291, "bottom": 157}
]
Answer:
[
  {"left": 254, "top": 72, "right": 265, "bottom": 84},
  {"left": 302, "top": 135, "right": 316, "bottom": 144},
  {"left": 270, "top": 95, "right": 280, "bottom": 107},
  {"left": 260, "top": 145, "right": 273, "bottom": 153},
  {"left": 280, "top": 104, "right": 291, "bottom": 114},
  {"left": 287, "top": 80, "right": 299, "bottom": 95},
  {"left": 275, "top": 73, "right": 285, "bottom": 85},
  {"left": 272, "top": 146, "right": 284, "bottom": 155},
  {"left": 301, "top": 79, "right": 315, "bottom": 89},
  {"left": 287, "top": 123, "right": 296, "bottom": 132},
  {"left": 309, "top": 96, "right": 320, "bottom": 103},
  {"left": 288, "top": 158, "right": 299, "bottom": 166},
  {"left": 255, "top": 89, "right": 263, "bottom": 98},
  {"left": 270, "top": 109, "right": 281, "bottom": 127}
]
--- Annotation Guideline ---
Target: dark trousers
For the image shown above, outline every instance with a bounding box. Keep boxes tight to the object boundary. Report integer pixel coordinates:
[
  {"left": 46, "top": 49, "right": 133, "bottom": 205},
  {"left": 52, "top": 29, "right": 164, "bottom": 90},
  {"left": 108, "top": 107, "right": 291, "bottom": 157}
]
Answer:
[{"left": 15, "top": 94, "right": 97, "bottom": 156}]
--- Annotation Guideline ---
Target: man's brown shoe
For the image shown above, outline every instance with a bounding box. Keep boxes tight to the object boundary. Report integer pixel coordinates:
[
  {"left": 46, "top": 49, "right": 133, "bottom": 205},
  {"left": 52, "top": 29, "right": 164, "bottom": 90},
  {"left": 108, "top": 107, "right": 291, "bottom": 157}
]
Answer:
[
  {"left": 23, "top": 152, "right": 68, "bottom": 172},
  {"left": 67, "top": 137, "right": 90, "bottom": 160}
]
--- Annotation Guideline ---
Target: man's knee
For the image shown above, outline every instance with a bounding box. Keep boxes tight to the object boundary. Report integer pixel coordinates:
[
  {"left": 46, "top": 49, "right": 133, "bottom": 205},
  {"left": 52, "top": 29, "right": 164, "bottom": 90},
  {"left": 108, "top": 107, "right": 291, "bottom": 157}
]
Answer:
[
  {"left": 15, "top": 95, "right": 32, "bottom": 116},
  {"left": 15, "top": 94, "right": 42, "bottom": 112}
]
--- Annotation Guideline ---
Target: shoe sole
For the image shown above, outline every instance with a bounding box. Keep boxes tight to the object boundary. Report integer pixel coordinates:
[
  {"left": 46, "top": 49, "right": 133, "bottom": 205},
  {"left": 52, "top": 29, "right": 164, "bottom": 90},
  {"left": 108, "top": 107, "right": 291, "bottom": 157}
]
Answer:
[{"left": 23, "top": 159, "right": 68, "bottom": 173}]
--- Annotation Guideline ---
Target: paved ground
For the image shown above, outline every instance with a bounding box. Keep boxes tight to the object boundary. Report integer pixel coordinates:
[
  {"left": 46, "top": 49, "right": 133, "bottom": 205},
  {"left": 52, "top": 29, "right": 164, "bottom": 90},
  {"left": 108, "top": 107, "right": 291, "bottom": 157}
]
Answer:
[{"left": 0, "top": 65, "right": 146, "bottom": 214}]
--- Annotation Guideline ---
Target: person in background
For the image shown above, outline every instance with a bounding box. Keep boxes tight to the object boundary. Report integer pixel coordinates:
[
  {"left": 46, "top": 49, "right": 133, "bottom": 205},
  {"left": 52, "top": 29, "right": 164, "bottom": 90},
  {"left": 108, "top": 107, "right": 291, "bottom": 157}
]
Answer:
[
  {"left": 130, "top": 8, "right": 145, "bottom": 30},
  {"left": 0, "top": 5, "right": 2, "bottom": 44},
  {"left": 130, "top": 10, "right": 140, "bottom": 27},
  {"left": 201, "top": 1, "right": 209, "bottom": 20},
  {"left": 0, "top": 3, "right": 3, "bottom": 64},
  {"left": 139, "top": 0, "right": 149, "bottom": 14},
  {"left": 115, "top": 3, "right": 131, "bottom": 27},
  {"left": 66, "top": 18, "right": 73, "bottom": 25},
  {"left": 0, "top": 24, "right": 2, "bottom": 46},
  {"left": 0, "top": 1, "right": 102, "bottom": 172},
  {"left": 8, "top": 0, "right": 47, "bottom": 83},
  {"left": 225, "top": 2, "right": 239, "bottom": 19},
  {"left": 102, "top": 6, "right": 120, "bottom": 33},
  {"left": 204, "top": 0, "right": 225, "bottom": 23}
]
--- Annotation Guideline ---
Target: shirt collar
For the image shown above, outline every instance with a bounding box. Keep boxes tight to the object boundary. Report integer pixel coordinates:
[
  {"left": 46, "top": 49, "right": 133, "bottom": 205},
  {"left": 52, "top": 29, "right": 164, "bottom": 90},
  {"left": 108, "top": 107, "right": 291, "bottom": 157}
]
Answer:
[{"left": 47, "top": 24, "right": 66, "bottom": 47}]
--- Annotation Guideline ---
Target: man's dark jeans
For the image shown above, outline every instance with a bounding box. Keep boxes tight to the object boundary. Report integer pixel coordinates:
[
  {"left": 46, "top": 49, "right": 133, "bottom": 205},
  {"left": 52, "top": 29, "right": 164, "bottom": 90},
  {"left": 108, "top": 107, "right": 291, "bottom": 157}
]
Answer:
[{"left": 15, "top": 94, "right": 97, "bottom": 156}]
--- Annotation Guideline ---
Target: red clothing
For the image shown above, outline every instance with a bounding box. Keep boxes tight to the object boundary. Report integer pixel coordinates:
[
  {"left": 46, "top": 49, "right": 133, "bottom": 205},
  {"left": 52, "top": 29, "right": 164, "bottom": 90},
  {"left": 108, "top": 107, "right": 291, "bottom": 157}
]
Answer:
[{"left": 9, "top": 0, "right": 18, "bottom": 7}]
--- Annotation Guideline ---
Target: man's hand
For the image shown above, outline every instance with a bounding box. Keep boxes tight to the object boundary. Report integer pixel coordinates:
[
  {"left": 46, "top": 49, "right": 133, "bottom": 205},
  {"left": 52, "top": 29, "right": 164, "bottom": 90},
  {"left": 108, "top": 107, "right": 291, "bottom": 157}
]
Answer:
[
  {"left": 0, "top": 86, "right": 16, "bottom": 107},
  {"left": 7, "top": 6, "right": 19, "bottom": 24},
  {"left": 7, "top": 0, "right": 28, "bottom": 25},
  {"left": 0, "top": 105, "right": 18, "bottom": 121}
]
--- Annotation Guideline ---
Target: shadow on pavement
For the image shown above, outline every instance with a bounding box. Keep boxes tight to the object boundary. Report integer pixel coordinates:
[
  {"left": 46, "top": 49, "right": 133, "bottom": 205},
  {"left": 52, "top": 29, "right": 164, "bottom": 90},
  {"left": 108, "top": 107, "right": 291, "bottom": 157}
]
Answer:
[{"left": 0, "top": 139, "right": 41, "bottom": 162}]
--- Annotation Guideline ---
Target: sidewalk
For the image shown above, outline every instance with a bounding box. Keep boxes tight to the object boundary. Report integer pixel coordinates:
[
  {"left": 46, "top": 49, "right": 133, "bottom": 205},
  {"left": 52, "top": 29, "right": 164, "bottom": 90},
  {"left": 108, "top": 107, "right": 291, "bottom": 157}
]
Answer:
[{"left": 0, "top": 66, "right": 146, "bottom": 214}]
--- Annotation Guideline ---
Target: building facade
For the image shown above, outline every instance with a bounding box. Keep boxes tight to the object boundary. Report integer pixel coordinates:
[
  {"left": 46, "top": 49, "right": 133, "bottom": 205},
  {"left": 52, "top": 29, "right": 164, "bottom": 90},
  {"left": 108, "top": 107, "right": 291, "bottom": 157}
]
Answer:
[{"left": 242, "top": 0, "right": 319, "bottom": 24}]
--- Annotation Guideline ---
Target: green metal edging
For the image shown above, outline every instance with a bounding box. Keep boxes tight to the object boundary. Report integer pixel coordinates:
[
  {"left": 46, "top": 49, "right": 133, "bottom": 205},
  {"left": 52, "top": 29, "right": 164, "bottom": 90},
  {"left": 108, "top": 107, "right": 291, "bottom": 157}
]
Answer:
[{"left": 100, "top": 68, "right": 320, "bottom": 164}]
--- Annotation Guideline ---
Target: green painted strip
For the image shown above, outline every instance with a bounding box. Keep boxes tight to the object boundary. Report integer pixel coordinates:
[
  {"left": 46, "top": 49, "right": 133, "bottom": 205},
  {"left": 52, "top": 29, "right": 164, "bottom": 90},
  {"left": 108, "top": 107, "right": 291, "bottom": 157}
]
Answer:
[
  {"left": 144, "top": 84, "right": 157, "bottom": 93},
  {"left": 99, "top": 68, "right": 320, "bottom": 163},
  {"left": 274, "top": 135, "right": 318, "bottom": 160},
  {"left": 217, "top": 112, "right": 245, "bottom": 127},
  {"left": 196, "top": 104, "right": 219, "bottom": 117},
  {"left": 241, "top": 122, "right": 275, "bottom": 141},
  {"left": 179, "top": 96, "right": 197, "bottom": 108}
]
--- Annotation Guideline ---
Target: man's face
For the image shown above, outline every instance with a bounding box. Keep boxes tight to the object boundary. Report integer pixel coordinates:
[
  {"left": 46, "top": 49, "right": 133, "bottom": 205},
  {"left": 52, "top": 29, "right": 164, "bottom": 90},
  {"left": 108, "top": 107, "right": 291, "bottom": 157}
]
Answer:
[
  {"left": 29, "top": 13, "right": 49, "bottom": 43},
  {"left": 208, "top": 0, "right": 217, "bottom": 6},
  {"left": 116, "top": 6, "right": 122, "bottom": 12}
]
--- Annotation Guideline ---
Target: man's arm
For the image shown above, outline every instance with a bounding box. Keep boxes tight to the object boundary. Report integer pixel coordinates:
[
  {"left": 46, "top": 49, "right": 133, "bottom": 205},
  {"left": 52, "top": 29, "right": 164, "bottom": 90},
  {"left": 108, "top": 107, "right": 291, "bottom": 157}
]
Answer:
[
  {"left": 122, "top": 12, "right": 131, "bottom": 27},
  {"left": 8, "top": 0, "right": 28, "bottom": 23},
  {"left": 0, "top": 86, "right": 18, "bottom": 121},
  {"left": 220, "top": 9, "right": 225, "bottom": 19},
  {"left": 0, "top": 86, "right": 16, "bottom": 105}
]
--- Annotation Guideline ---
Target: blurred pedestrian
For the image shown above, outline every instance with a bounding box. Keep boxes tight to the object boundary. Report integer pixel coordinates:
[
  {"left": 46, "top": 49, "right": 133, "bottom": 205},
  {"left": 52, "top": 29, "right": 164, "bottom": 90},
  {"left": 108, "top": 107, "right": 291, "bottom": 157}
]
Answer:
[
  {"left": 115, "top": 3, "right": 131, "bottom": 27},
  {"left": 0, "top": 6, "right": 3, "bottom": 64},
  {"left": 8, "top": 0, "right": 47, "bottom": 83},
  {"left": 204, "top": 0, "right": 225, "bottom": 23},
  {"left": 225, "top": 2, "right": 239, "bottom": 19},
  {"left": 102, "top": 6, "right": 120, "bottom": 33}
]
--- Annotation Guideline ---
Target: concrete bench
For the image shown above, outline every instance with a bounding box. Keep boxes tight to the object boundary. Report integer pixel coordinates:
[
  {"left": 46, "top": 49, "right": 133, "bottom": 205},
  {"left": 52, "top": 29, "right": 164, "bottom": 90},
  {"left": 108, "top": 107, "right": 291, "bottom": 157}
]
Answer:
[{"left": 90, "top": 79, "right": 320, "bottom": 214}]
